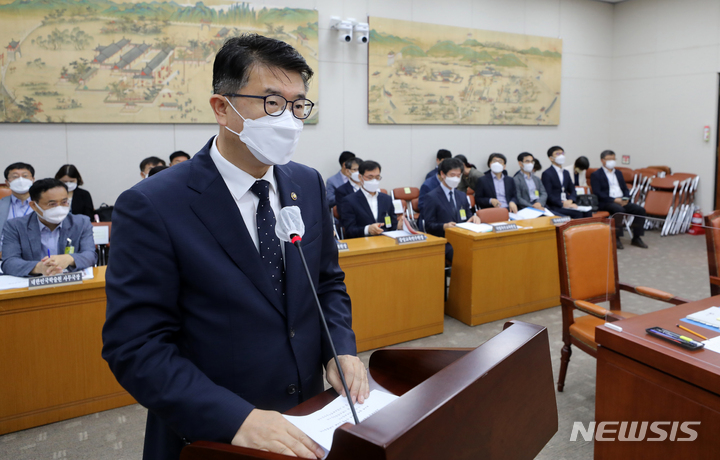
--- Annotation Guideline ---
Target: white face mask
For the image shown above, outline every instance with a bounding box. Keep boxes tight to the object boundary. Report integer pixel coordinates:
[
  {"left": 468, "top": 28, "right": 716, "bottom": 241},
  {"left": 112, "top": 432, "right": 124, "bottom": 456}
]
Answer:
[
  {"left": 523, "top": 163, "right": 535, "bottom": 173},
  {"left": 490, "top": 162, "right": 504, "bottom": 174},
  {"left": 64, "top": 181, "right": 78, "bottom": 192},
  {"left": 605, "top": 160, "right": 616, "bottom": 170},
  {"left": 554, "top": 154, "right": 566, "bottom": 166},
  {"left": 350, "top": 171, "right": 360, "bottom": 183},
  {"left": 363, "top": 179, "right": 381, "bottom": 194},
  {"left": 9, "top": 177, "right": 33, "bottom": 194},
  {"left": 444, "top": 175, "right": 461, "bottom": 189},
  {"left": 224, "top": 97, "right": 303, "bottom": 166},
  {"left": 36, "top": 204, "right": 70, "bottom": 225}
]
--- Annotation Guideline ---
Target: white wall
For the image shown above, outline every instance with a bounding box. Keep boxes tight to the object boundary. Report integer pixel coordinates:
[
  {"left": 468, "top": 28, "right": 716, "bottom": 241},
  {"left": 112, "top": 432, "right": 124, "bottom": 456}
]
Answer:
[
  {"left": 0, "top": 0, "right": 614, "bottom": 206},
  {"left": 611, "top": 0, "right": 720, "bottom": 210}
]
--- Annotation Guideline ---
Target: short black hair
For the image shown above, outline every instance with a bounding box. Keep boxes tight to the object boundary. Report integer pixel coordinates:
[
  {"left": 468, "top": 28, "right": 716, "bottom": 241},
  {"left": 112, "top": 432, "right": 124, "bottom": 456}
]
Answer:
[
  {"left": 54, "top": 164, "right": 84, "bottom": 186},
  {"left": 518, "top": 152, "right": 534, "bottom": 162},
  {"left": 344, "top": 157, "right": 362, "bottom": 169},
  {"left": 547, "top": 146, "right": 564, "bottom": 157},
  {"left": 437, "top": 149, "right": 452, "bottom": 161},
  {"left": 29, "top": 178, "right": 67, "bottom": 202},
  {"left": 440, "top": 158, "right": 464, "bottom": 175},
  {"left": 359, "top": 160, "right": 381, "bottom": 175},
  {"left": 454, "top": 154, "right": 472, "bottom": 168},
  {"left": 339, "top": 151, "right": 355, "bottom": 167},
  {"left": 148, "top": 165, "right": 169, "bottom": 177},
  {"left": 213, "top": 34, "right": 314, "bottom": 95},
  {"left": 140, "top": 156, "right": 166, "bottom": 171},
  {"left": 575, "top": 156, "right": 590, "bottom": 170},
  {"left": 487, "top": 153, "right": 506, "bottom": 166},
  {"left": 170, "top": 151, "right": 190, "bottom": 162},
  {"left": 533, "top": 158, "right": 542, "bottom": 172},
  {"left": 600, "top": 150, "right": 615, "bottom": 160},
  {"left": 4, "top": 162, "right": 35, "bottom": 180}
]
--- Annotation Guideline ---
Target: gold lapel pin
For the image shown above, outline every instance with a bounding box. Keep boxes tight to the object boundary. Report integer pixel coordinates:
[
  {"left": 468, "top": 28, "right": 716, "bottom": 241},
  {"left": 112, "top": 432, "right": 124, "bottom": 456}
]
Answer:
[{"left": 291, "top": 192, "right": 298, "bottom": 201}]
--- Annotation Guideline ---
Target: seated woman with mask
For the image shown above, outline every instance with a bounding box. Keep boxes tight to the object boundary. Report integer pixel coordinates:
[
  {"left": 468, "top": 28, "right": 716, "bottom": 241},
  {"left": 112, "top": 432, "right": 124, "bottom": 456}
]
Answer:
[{"left": 55, "top": 164, "right": 95, "bottom": 220}]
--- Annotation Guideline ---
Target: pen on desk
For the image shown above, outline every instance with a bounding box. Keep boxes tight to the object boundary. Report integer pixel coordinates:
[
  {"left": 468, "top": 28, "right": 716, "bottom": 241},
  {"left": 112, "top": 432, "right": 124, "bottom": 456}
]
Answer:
[
  {"left": 677, "top": 324, "right": 708, "bottom": 341},
  {"left": 47, "top": 249, "right": 51, "bottom": 258}
]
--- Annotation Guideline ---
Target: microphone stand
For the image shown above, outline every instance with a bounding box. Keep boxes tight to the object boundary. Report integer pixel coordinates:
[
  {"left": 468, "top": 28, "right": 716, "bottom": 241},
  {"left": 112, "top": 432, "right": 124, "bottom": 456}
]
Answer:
[{"left": 290, "top": 235, "right": 360, "bottom": 425}]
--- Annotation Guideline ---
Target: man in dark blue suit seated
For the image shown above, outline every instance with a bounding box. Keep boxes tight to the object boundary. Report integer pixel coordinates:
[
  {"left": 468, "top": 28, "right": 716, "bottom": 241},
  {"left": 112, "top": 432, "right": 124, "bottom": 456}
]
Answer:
[
  {"left": 423, "top": 158, "right": 481, "bottom": 263},
  {"left": 474, "top": 153, "right": 519, "bottom": 213},
  {"left": 333, "top": 156, "right": 362, "bottom": 216},
  {"left": 590, "top": 150, "right": 648, "bottom": 249},
  {"left": 1, "top": 178, "right": 96, "bottom": 276},
  {"left": 102, "top": 35, "right": 368, "bottom": 460},
  {"left": 418, "top": 165, "right": 442, "bottom": 213},
  {"left": 541, "top": 146, "right": 592, "bottom": 219},
  {"left": 339, "top": 160, "right": 398, "bottom": 239},
  {"left": 424, "top": 148, "right": 452, "bottom": 181}
]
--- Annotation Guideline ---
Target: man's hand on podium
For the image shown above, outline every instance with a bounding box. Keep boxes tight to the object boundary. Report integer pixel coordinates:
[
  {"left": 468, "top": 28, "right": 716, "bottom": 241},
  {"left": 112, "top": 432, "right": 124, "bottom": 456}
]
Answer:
[
  {"left": 232, "top": 409, "right": 325, "bottom": 459},
  {"left": 326, "top": 355, "right": 369, "bottom": 404}
]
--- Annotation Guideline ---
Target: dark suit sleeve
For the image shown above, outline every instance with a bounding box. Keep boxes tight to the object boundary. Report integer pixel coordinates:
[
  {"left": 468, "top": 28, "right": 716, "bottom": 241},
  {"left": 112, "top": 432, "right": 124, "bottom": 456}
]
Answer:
[
  {"left": 619, "top": 171, "right": 631, "bottom": 197},
  {"left": 422, "top": 192, "right": 446, "bottom": 237},
  {"left": 506, "top": 177, "right": 518, "bottom": 204},
  {"left": 102, "top": 188, "right": 253, "bottom": 445},
  {"left": 418, "top": 182, "right": 430, "bottom": 213},
  {"left": 339, "top": 195, "right": 365, "bottom": 239},
  {"left": 0, "top": 219, "right": 37, "bottom": 276},
  {"left": 565, "top": 172, "right": 578, "bottom": 203},
  {"left": 542, "top": 170, "right": 562, "bottom": 208},
  {"left": 474, "top": 176, "right": 493, "bottom": 208},
  {"left": 70, "top": 215, "right": 97, "bottom": 270},
  {"left": 537, "top": 177, "right": 549, "bottom": 207},
  {"left": 590, "top": 171, "right": 613, "bottom": 204}
]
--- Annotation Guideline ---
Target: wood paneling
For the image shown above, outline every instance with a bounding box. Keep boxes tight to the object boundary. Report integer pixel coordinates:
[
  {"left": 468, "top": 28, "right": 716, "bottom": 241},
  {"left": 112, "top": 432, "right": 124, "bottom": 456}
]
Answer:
[
  {"left": 0, "top": 267, "right": 135, "bottom": 435},
  {"left": 338, "top": 235, "right": 446, "bottom": 352},
  {"left": 444, "top": 217, "right": 560, "bottom": 326}
]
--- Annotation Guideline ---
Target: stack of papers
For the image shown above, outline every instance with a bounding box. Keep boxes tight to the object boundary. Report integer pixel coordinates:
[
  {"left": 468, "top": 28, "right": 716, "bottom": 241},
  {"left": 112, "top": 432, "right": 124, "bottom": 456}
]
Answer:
[
  {"left": 456, "top": 222, "right": 493, "bottom": 233},
  {"left": 283, "top": 390, "right": 399, "bottom": 456},
  {"left": 686, "top": 307, "right": 720, "bottom": 329},
  {"left": 381, "top": 230, "right": 412, "bottom": 239},
  {"left": 573, "top": 206, "right": 593, "bottom": 212},
  {"left": 509, "top": 207, "right": 555, "bottom": 220}
]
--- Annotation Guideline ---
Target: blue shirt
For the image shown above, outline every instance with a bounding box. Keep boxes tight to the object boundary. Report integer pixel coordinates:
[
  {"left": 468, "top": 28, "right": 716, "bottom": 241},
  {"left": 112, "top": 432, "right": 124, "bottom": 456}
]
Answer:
[
  {"left": 492, "top": 174, "right": 508, "bottom": 208},
  {"left": 9, "top": 194, "right": 32, "bottom": 220},
  {"left": 38, "top": 216, "right": 63, "bottom": 256},
  {"left": 523, "top": 173, "right": 538, "bottom": 201}
]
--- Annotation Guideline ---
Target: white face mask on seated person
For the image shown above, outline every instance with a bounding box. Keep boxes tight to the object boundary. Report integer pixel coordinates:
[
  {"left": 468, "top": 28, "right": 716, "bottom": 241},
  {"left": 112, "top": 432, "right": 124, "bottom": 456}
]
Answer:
[
  {"left": 605, "top": 160, "right": 616, "bottom": 170},
  {"left": 224, "top": 97, "right": 304, "bottom": 166},
  {"left": 490, "top": 162, "right": 504, "bottom": 174},
  {"left": 523, "top": 163, "right": 535, "bottom": 173},
  {"left": 9, "top": 177, "right": 33, "bottom": 194},
  {"left": 444, "top": 175, "right": 461, "bottom": 189},
  {"left": 64, "top": 181, "right": 78, "bottom": 192},
  {"left": 351, "top": 171, "right": 361, "bottom": 183},
  {"left": 554, "top": 154, "right": 566, "bottom": 166},
  {"left": 363, "top": 179, "right": 381, "bottom": 194},
  {"left": 35, "top": 204, "right": 70, "bottom": 225}
]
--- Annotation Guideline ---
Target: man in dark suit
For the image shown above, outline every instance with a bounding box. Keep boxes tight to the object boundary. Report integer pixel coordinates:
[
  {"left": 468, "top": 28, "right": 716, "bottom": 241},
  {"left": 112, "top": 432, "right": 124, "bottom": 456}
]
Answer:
[
  {"left": 102, "top": 35, "right": 367, "bottom": 460},
  {"left": 474, "top": 153, "right": 519, "bottom": 213},
  {"left": 339, "top": 160, "right": 397, "bottom": 239},
  {"left": 424, "top": 148, "right": 451, "bottom": 180},
  {"left": 1, "top": 178, "right": 96, "bottom": 276},
  {"left": 423, "top": 158, "right": 481, "bottom": 262},
  {"left": 333, "top": 156, "right": 362, "bottom": 213},
  {"left": 541, "top": 146, "right": 592, "bottom": 219},
  {"left": 590, "top": 150, "right": 648, "bottom": 249}
]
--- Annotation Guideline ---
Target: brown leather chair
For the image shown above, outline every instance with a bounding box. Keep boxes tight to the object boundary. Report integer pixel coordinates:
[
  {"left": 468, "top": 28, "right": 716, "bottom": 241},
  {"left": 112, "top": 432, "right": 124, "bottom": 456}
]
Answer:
[
  {"left": 0, "top": 188, "right": 11, "bottom": 199},
  {"left": 704, "top": 211, "right": 720, "bottom": 296},
  {"left": 585, "top": 168, "right": 598, "bottom": 193},
  {"left": 555, "top": 217, "right": 687, "bottom": 392},
  {"left": 648, "top": 165, "right": 672, "bottom": 175},
  {"left": 393, "top": 187, "right": 420, "bottom": 221},
  {"left": 466, "top": 187, "right": 474, "bottom": 196},
  {"left": 616, "top": 167, "right": 634, "bottom": 186},
  {"left": 633, "top": 167, "right": 661, "bottom": 179},
  {"left": 476, "top": 207, "right": 509, "bottom": 223},
  {"left": 468, "top": 195, "right": 475, "bottom": 210},
  {"left": 575, "top": 185, "right": 609, "bottom": 219}
]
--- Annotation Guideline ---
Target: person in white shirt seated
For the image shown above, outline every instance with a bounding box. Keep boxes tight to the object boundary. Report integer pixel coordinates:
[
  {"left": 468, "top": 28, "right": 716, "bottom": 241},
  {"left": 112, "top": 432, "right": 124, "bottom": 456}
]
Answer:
[
  {"left": 589, "top": 150, "right": 648, "bottom": 249},
  {"left": 541, "top": 146, "right": 592, "bottom": 219},
  {"left": 564, "top": 155, "right": 589, "bottom": 187},
  {"left": 339, "top": 160, "right": 397, "bottom": 239}
]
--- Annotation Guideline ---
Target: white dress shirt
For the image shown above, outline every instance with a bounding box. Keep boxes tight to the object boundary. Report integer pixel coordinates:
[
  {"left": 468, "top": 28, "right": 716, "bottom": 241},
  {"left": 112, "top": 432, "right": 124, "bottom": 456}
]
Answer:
[
  {"left": 209, "top": 136, "right": 285, "bottom": 260},
  {"left": 361, "top": 187, "right": 379, "bottom": 236},
  {"left": 603, "top": 167, "right": 624, "bottom": 198},
  {"left": 552, "top": 164, "right": 565, "bottom": 185}
]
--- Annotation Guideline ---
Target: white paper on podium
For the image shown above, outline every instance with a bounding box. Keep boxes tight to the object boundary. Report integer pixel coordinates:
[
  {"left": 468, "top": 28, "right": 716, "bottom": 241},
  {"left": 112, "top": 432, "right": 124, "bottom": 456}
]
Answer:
[{"left": 283, "top": 389, "right": 399, "bottom": 456}]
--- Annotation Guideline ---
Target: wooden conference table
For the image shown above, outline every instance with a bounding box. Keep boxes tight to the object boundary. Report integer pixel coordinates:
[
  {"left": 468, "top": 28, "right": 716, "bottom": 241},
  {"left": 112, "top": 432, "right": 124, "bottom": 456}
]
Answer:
[
  {"left": 337, "top": 234, "right": 446, "bottom": 352},
  {"left": 595, "top": 297, "right": 720, "bottom": 458},
  {"left": 0, "top": 267, "right": 135, "bottom": 435},
  {"left": 444, "top": 216, "right": 560, "bottom": 326}
]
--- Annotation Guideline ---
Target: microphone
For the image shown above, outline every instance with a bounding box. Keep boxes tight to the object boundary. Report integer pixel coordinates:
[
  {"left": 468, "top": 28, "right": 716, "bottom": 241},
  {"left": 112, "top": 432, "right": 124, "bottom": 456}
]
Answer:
[{"left": 276, "top": 206, "right": 360, "bottom": 425}]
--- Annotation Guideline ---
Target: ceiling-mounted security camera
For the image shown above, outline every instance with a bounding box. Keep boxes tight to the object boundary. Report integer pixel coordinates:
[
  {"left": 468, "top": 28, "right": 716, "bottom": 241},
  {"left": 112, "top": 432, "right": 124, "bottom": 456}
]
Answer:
[{"left": 354, "top": 23, "right": 369, "bottom": 44}]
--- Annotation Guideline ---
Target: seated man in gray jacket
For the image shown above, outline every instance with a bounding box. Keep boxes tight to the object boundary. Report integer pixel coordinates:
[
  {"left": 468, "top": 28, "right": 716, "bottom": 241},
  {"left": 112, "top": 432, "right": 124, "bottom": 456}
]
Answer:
[
  {"left": 513, "top": 152, "right": 550, "bottom": 211},
  {"left": 1, "top": 178, "right": 96, "bottom": 276}
]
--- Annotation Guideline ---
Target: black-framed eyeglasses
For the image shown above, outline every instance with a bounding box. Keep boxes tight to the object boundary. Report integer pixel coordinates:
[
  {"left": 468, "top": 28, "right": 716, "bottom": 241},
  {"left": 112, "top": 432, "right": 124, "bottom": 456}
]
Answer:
[{"left": 223, "top": 93, "right": 314, "bottom": 120}]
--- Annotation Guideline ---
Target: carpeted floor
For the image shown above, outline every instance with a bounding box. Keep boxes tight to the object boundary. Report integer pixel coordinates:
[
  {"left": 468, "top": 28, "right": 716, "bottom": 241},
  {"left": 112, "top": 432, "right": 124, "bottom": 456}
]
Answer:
[{"left": 0, "top": 229, "right": 711, "bottom": 460}]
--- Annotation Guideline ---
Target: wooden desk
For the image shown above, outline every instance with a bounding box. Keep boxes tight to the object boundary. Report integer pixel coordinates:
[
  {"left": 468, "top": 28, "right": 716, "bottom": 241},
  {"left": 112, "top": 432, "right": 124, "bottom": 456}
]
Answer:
[
  {"left": 0, "top": 267, "right": 135, "bottom": 435},
  {"left": 595, "top": 297, "right": 720, "bottom": 458},
  {"left": 444, "top": 217, "right": 560, "bottom": 326},
  {"left": 338, "top": 235, "right": 446, "bottom": 352}
]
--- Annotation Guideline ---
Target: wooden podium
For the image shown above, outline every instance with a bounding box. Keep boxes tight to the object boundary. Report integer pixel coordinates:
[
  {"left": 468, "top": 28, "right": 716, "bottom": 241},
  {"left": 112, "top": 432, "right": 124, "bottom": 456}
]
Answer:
[{"left": 180, "top": 321, "right": 557, "bottom": 460}]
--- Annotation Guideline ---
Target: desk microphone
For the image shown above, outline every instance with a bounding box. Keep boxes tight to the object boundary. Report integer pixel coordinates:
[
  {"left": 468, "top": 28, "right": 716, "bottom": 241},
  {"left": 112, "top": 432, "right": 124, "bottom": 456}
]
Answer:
[{"left": 276, "top": 206, "right": 360, "bottom": 425}]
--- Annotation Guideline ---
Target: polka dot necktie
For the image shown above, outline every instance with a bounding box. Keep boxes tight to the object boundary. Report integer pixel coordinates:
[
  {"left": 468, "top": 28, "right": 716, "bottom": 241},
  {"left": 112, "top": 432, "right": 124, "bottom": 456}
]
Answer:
[{"left": 251, "top": 180, "right": 285, "bottom": 300}]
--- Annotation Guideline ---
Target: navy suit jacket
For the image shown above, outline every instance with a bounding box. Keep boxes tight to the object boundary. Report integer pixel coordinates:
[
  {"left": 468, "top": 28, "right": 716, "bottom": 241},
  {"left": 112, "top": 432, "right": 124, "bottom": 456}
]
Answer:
[
  {"left": 339, "top": 189, "right": 397, "bottom": 239},
  {"left": 418, "top": 174, "right": 441, "bottom": 213},
  {"left": 425, "top": 167, "right": 438, "bottom": 180},
  {"left": 541, "top": 167, "right": 578, "bottom": 208},
  {"left": 101, "top": 137, "right": 355, "bottom": 460},
  {"left": 334, "top": 181, "right": 358, "bottom": 212},
  {"left": 1, "top": 212, "right": 96, "bottom": 276},
  {"left": 590, "top": 168, "right": 630, "bottom": 205},
  {"left": 422, "top": 185, "right": 472, "bottom": 237},
  {"left": 474, "top": 174, "right": 518, "bottom": 209}
]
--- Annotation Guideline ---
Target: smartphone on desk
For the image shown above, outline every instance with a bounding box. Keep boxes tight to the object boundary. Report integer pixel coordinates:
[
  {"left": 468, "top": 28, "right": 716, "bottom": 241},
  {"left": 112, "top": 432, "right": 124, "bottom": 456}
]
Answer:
[{"left": 646, "top": 327, "right": 705, "bottom": 350}]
